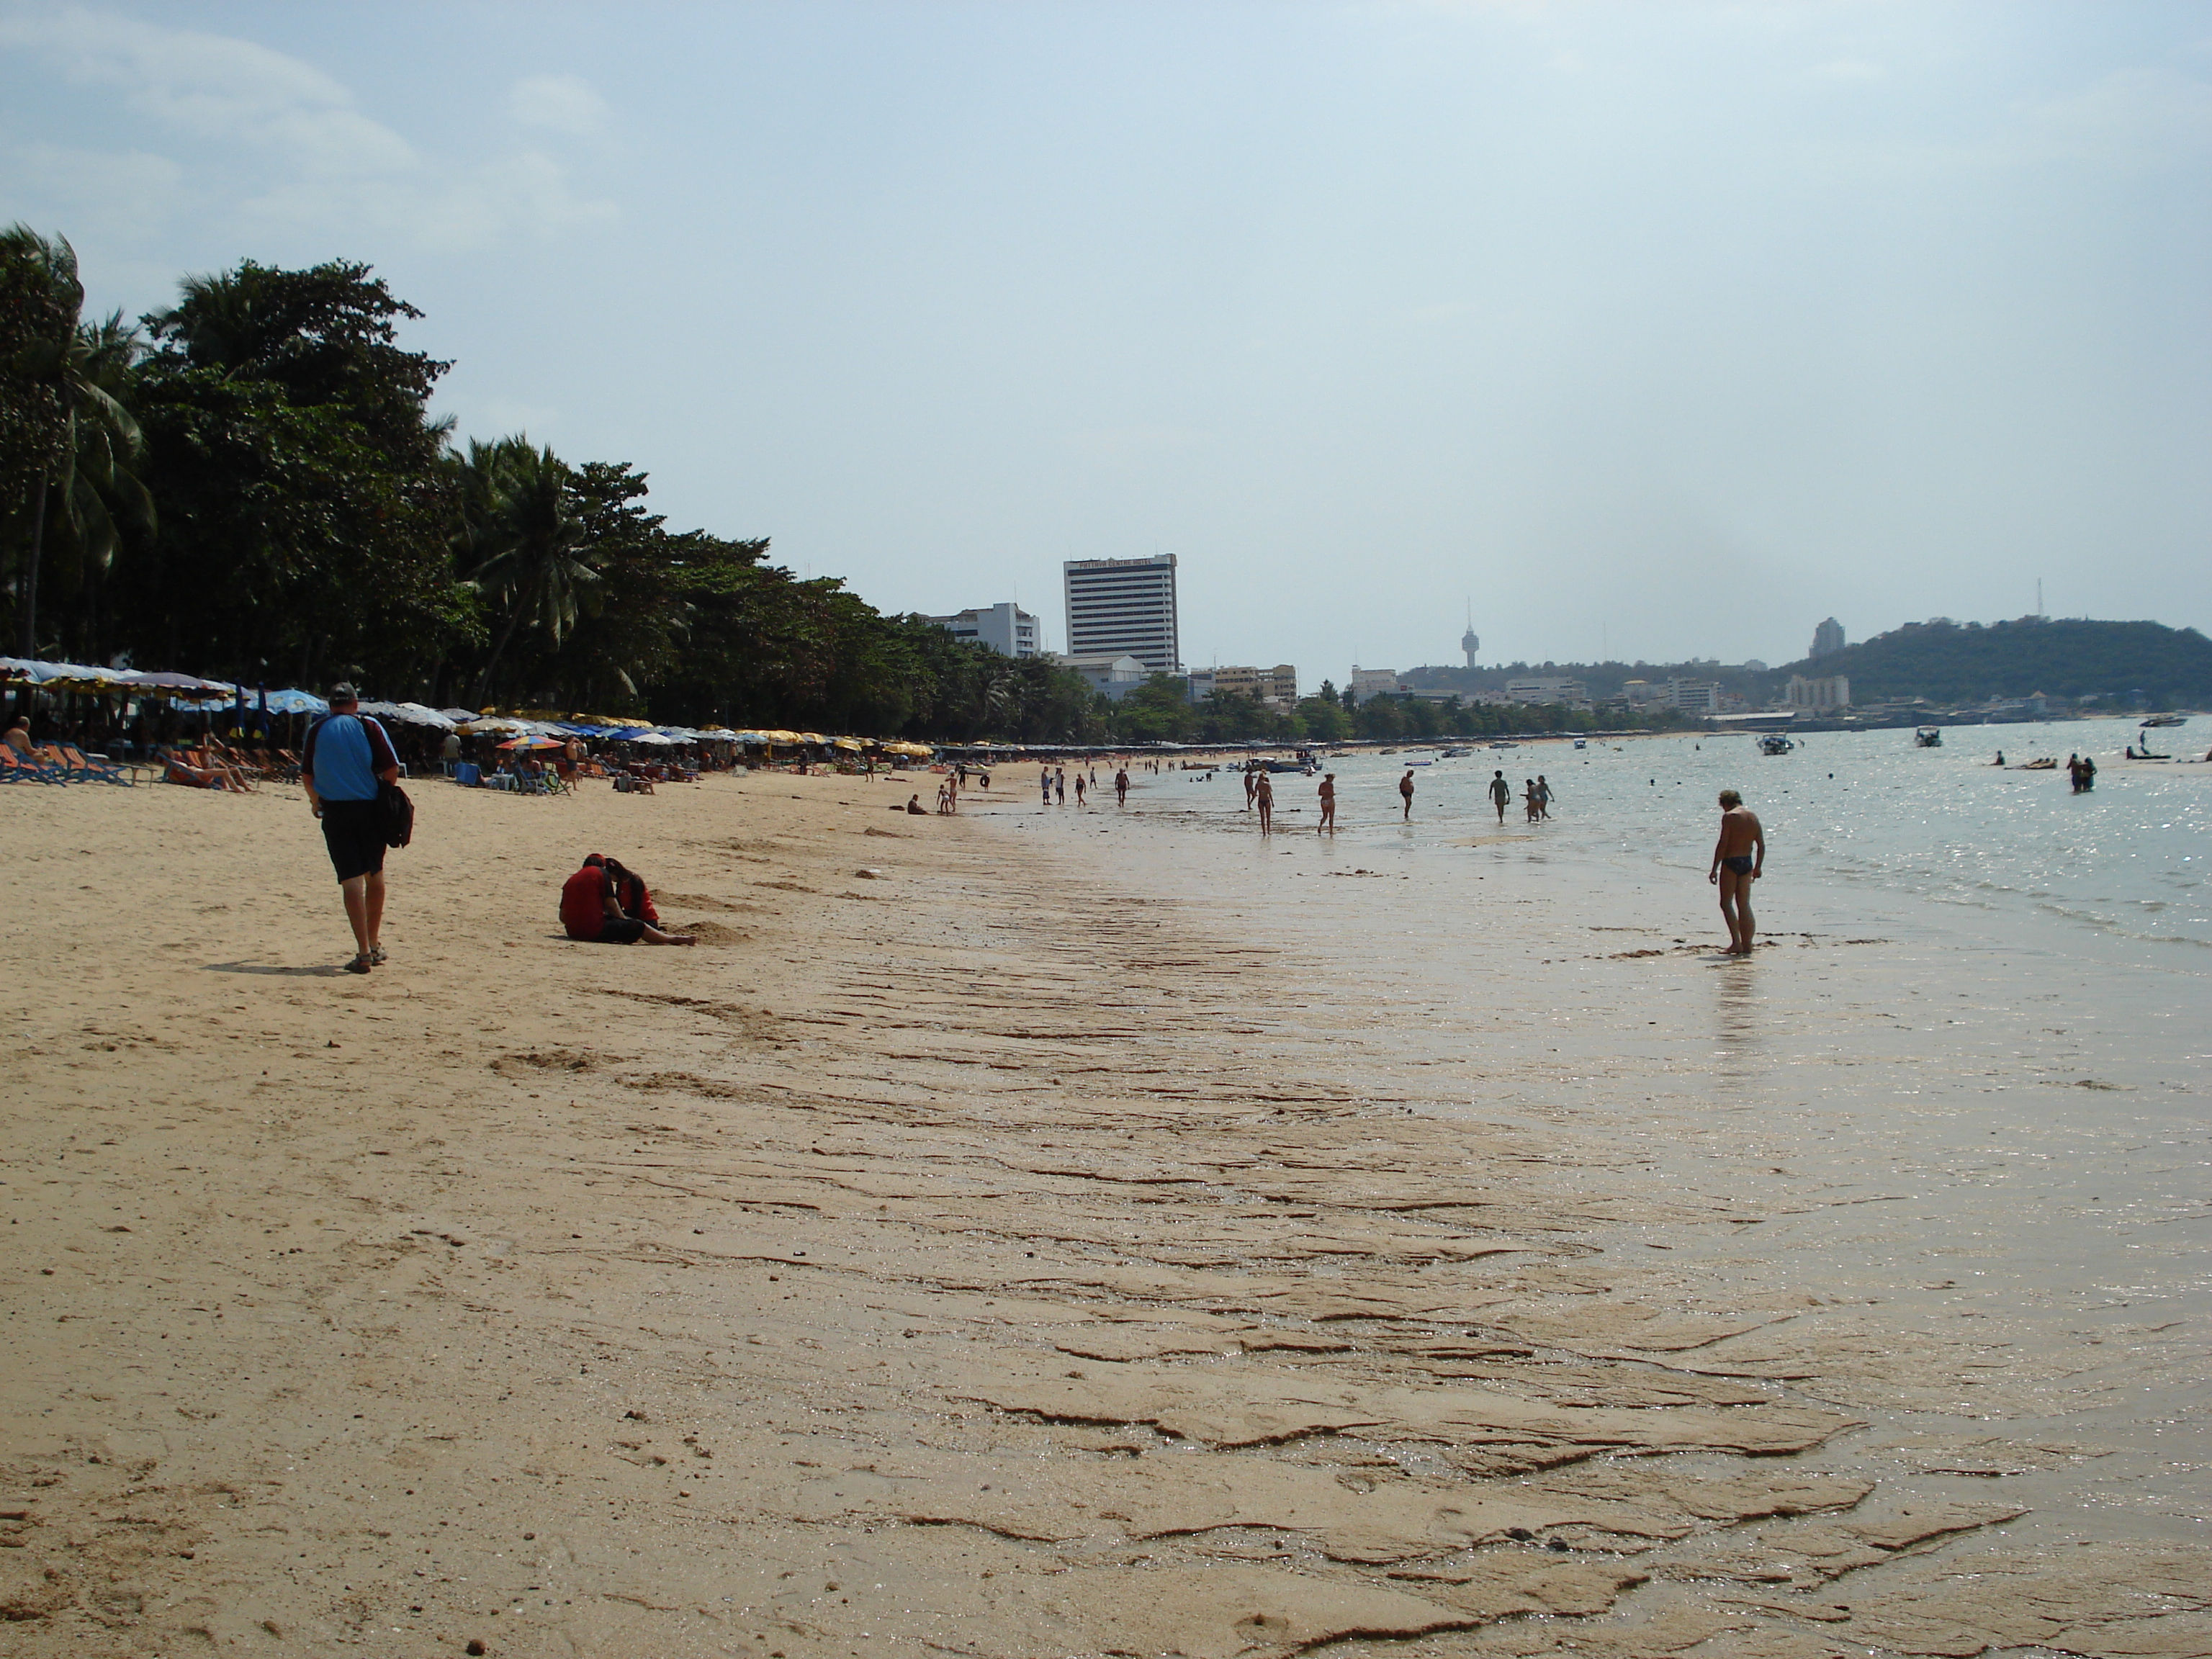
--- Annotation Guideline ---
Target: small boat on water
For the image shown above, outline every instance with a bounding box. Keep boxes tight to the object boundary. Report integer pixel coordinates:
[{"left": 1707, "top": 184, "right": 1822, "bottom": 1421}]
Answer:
[
  {"left": 1572, "top": 738, "right": 1586, "bottom": 749},
  {"left": 2141, "top": 714, "right": 2188, "bottom": 729},
  {"left": 1915, "top": 726, "right": 1943, "bottom": 748},
  {"left": 1489, "top": 741, "right": 1519, "bottom": 750},
  {"left": 1758, "top": 734, "right": 1795, "bottom": 755},
  {"left": 1442, "top": 746, "right": 1473, "bottom": 759}
]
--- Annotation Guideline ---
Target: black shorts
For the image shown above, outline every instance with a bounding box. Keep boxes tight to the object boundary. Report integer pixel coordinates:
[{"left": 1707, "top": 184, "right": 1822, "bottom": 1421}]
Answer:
[
  {"left": 595, "top": 918, "right": 647, "bottom": 945},
  {"left": 320, "top": 799, "right": 387, "bottom": 884}
]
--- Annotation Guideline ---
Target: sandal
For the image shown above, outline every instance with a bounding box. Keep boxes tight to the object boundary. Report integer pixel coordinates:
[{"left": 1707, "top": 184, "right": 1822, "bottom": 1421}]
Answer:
[{"left": 345, "top": 953, "right": 372, "bottom": 974}]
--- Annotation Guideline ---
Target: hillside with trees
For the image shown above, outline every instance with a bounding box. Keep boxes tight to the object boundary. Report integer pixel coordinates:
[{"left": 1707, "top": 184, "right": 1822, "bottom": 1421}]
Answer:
[
  {"left": 1773, "top": 618, "right": 2212, "bottom": 708},
  {"left": 1402, "top": 617, "right": 2211, "bottom": 712}
]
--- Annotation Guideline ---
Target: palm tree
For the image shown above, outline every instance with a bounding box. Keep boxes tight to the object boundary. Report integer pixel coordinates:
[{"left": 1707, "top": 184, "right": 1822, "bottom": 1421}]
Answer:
[
  {"left": 3, "top": 227, "right": 150, "bottom": 657},
  {"left": 451, "top": 437, "right": 598, "bottom": 707},
  {"left": 46, "top": 313, "right": 154, "bottom": 653}
]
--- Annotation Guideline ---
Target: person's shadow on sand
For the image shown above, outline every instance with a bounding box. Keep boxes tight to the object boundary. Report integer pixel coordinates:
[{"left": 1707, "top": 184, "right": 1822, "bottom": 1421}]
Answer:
[{"left": 204, "top": 961, "right": 351, "bottom": 979}]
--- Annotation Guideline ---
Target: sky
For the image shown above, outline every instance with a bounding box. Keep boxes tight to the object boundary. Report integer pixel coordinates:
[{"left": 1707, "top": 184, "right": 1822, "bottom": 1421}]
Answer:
[{"left": 4, "top": 1, "right": 2208, "bottom": 683}]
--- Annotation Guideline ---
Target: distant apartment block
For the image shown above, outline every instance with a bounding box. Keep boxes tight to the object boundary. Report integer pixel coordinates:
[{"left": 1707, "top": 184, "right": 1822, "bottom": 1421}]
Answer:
[
  {"left": 1786, "top": 673, "right": 1851, "bottom": 712},
  {"left": 1064, "top": 554, "right": 1179, "bottom": 673},
  {"left": 1505, "top": 677, "right": 1588, "bottom": 706},
  {"left": 1060, "top": 653, "right": 1148, "bottom": 701},
  {"left": 1666, "top": 680, "right": 1719, "bottom": 715},
  {"left": 926, "top": 601, "right": 1040, "bottom": 659},
  {"left": 1348, "top": 667, "right": 1401, "bottom": 703},
  {"left": 1192, "top": 664, "right": 1298, "bottom": 706},
  {"left": 1809, "top": 617, "right": 1846, "bottom": 659}
]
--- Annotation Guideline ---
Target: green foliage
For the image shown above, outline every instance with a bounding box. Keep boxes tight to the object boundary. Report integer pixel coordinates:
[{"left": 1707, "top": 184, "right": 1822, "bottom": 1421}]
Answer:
[
  {"left": 1779, "top": 618, "right": 2212, "bottom": 708},
  {"left": 0, "top": 226, "right": 74, "bottom": 524},
  {"left": 117, "top": 257, "right": 465, "bottom": 685},
  {"left": 0, "top": 241, "right": 1745, "bottom": 739},
  {"left": 1, "top": 226, "right": 159, "bottom": 657}
]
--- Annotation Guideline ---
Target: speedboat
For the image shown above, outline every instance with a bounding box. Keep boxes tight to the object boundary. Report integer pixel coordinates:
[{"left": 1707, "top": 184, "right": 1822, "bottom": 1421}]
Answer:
[
  {"left": 1758, "top": 734, "right": 1794, "bottom": 755},
  {"left": 1571, "top": 738, "right": 1586, "bottom": 749},
  {"left": 1915, "top": 727, "right": 1943, "bottom": 747},
  {"left": 2142, "top": 714, "right": 2188, "bottom": 729}
]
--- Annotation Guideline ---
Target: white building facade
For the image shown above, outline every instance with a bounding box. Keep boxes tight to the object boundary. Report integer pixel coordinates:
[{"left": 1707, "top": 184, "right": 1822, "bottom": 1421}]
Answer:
[
  {"left": 1666, "top": 680, "right": 1719, "bottom": 715},
  {"left": 1064, "top": 554, "right": 1179, "bottom": 673},
  {"left": 926, "top": 601, "right": 1040, "bottom": 659},
  {"left": 1505, "top": 677, "right": 1588, "bottom": 706},
  {"left": 1348, "top": 667, "right": 1401, "bottom": 703},
  {"left": 1786, "top": 673, "right": 1851, "bottom": 712},
  {"left": 1059, "top": 654, "right": 1149, "bottom": 701}
]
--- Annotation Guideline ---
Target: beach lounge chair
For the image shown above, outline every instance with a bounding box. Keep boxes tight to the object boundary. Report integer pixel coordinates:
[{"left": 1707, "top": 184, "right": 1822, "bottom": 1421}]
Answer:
[
  {"left": 49, "top": 744, "right": 134, "bottom": 786},
  {"left": 1, "top": 747, "right": 66, "bottom": 783}
]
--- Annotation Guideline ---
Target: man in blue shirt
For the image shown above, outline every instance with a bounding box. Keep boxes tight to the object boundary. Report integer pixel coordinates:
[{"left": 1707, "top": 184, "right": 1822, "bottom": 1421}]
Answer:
[{"left": 301, "top": 684, "right": 402, "bottom": 974}]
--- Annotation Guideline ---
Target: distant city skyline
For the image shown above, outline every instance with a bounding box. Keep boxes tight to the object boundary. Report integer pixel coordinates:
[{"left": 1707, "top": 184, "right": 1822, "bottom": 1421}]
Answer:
[{"left": 4, "top": 2, "right": 2205, "bottom": 676}]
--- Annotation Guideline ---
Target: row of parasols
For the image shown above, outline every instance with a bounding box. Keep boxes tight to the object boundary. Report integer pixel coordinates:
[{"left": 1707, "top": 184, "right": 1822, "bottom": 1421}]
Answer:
[{"left": 0, "top": 655, "right": 935, "bottom": 757}]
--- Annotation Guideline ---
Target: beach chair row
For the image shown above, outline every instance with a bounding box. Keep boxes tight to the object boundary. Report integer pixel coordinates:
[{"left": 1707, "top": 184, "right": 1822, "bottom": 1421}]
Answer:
[{"left": 1, "top": 743, "right": 143, "bottom": 786}]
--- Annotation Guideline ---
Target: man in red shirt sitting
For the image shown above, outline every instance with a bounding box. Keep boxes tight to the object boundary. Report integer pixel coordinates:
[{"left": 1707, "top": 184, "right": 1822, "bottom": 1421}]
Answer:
[{"left": 559, "top": 854, "right": 696, "bottom": 945}]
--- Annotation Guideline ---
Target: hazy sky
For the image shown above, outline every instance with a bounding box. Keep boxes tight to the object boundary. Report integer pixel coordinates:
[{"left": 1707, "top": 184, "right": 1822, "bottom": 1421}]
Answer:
[{"left": 4, "top": 1, "right": 2208, "bottom": 680}]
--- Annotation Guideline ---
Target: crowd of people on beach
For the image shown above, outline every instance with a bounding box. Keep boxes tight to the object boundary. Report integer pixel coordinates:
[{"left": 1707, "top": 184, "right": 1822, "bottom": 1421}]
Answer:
[{"left": 43, "top": 678, "right": 2166, "bottom": 974}]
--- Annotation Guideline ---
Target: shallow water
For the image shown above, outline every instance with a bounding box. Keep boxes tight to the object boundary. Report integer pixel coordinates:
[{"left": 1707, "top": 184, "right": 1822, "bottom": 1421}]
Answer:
[{"left": 966, "top": 734, "right": 2211, "bottom": 1566}]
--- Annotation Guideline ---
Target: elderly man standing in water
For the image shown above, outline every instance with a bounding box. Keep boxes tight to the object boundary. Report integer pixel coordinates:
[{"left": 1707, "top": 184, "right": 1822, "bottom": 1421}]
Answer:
[{"left": 1707, "top": 788, "right": 1766, "bottom": 956}]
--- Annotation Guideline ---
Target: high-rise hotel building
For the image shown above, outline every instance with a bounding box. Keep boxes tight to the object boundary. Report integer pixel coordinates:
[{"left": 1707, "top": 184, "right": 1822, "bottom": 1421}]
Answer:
[{"left": 1062, "top": 554, "right": 1179, "bottom": 675}]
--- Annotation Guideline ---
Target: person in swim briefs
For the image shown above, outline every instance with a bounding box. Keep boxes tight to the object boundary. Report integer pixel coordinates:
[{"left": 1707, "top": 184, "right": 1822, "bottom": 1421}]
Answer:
[{"left": 1707, "top": 788, "right": 1765, "bottom": 956}]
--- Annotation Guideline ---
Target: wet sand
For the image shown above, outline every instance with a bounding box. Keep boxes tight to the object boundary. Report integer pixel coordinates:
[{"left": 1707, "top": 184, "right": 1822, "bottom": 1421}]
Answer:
[{"left": 1, "top": 770, "right": 2205, "bottom": 1658}]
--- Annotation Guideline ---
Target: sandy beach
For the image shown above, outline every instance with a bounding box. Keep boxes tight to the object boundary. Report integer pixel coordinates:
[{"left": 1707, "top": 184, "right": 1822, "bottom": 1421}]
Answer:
[{"left": 3, "top": 766, "right": 2206, "bottom": 1658}]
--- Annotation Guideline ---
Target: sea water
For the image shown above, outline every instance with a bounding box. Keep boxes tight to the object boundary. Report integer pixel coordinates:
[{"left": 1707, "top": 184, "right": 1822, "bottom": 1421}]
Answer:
[
  {"left": 971, "top": 727, "right": 2211, "bottom": 1550},
  {"left": 1127, "top": 718, "right": 2211, "bottom": 961}
]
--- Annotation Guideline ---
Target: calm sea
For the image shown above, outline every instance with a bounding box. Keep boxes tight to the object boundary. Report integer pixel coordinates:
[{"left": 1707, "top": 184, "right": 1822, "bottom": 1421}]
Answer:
[{"left": 1104, "top": 717, "right": 2211, "bottom": 963}]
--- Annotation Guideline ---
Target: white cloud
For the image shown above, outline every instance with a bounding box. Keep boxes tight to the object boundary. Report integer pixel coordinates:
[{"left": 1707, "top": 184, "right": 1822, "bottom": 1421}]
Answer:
[
  {"left": 0, "top": 6, "right": 616, "bottom": 251},
  {"left": 0, "top": 5, "right": 416, "bottom": 174},
  {"left": 2, "top": 140, "right": 184, "bottom": 235},
  {"left": 509, "top": 73, "right": 608, "bottom": 137}
]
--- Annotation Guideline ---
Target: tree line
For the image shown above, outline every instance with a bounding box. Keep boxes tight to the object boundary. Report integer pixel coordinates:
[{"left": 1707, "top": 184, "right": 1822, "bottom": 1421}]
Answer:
[{"left": 1, "top": 233, "right": 1663, "bottom": 744}]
